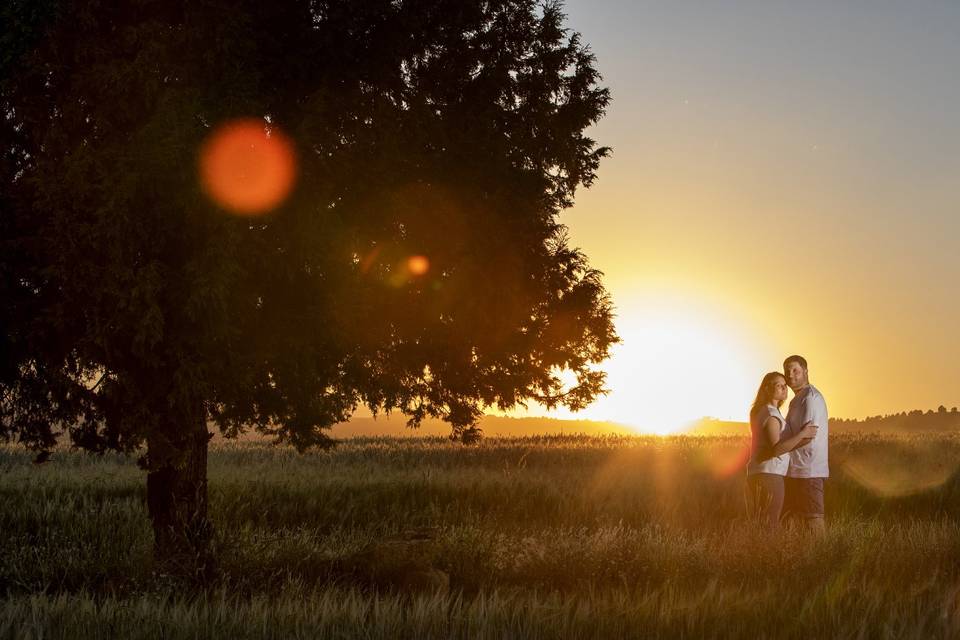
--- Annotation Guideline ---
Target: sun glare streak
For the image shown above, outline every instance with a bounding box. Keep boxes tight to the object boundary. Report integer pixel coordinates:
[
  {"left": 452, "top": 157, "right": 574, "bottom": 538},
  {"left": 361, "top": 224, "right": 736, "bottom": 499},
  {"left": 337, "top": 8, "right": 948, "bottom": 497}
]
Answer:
[{"left": 199, "top": 118, "right": 297, "bottom": 215}]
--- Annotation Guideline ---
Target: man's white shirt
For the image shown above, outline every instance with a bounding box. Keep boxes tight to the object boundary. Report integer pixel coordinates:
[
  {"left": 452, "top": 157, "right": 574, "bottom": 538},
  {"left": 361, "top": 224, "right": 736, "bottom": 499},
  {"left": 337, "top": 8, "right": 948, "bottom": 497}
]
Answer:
[{"left": 785, "top": 384, "right": 829, "bottom": 478}]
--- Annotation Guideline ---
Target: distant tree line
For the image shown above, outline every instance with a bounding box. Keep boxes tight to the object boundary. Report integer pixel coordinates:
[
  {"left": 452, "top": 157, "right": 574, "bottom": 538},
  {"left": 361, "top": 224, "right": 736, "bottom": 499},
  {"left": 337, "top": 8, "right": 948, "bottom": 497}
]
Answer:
[
  {"left": 690, "top": 406, "right": 960, "bottom": 436},
  {"left": 831, "top": 406, "right": 960, "bottom": 432}
]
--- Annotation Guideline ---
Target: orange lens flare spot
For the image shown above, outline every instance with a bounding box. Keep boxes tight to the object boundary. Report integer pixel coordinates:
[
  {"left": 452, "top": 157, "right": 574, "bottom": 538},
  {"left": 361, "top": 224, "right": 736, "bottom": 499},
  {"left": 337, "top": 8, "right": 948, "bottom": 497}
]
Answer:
[
  {"left": 199, "top": 119, "right": 296, "bottom": 215},
  {"left": 710, "top": 441, "right": 753, "bottom": 480},
  {"left": 407, "top": 255, "right": 430, "bottom": 276}
]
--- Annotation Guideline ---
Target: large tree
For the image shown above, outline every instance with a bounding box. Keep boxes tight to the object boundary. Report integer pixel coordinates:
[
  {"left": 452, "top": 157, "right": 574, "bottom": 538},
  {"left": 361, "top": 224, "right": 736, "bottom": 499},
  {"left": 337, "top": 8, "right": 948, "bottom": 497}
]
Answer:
[{"left": 1, "top": 0, "right": 617, "bottom": 575}]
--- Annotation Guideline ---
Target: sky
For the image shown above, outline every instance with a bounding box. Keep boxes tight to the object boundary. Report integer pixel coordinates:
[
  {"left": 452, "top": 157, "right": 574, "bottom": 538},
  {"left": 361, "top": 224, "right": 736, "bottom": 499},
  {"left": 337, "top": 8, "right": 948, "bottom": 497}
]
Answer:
[{"left": 509, "top": 1, "right": 960, "bottom": 431}]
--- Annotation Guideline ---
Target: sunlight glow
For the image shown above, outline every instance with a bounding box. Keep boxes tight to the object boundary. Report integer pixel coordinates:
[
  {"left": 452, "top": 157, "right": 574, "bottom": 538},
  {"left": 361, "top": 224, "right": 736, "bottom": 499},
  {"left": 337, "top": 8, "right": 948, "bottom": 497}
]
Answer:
[
  {"left": 516, "top": 290, "right": 777, "bottom": 435},
  {"left": 593, "top": 307, "right": 764, "bottom": 433}
]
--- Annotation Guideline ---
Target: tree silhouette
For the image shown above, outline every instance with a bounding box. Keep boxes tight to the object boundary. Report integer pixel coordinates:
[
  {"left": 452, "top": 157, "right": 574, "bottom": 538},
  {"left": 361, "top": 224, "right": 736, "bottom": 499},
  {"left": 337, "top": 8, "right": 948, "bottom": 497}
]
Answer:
[{"left": 1, "top": 0, "right": 617, "bottom": 574}]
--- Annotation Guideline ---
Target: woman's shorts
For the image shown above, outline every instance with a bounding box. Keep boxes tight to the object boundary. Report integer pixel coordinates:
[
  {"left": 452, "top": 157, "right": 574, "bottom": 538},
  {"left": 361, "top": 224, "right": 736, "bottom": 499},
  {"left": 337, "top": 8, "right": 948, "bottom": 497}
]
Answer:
[{"left": 747, "top": 473, "right": 785, "bottom": 529}]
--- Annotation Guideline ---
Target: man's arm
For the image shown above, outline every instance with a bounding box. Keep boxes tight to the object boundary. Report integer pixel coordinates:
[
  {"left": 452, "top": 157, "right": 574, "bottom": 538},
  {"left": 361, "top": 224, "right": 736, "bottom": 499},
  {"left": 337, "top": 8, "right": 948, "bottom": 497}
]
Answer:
[
  {"left": 797, "top": 394, "right": 827, "bottom": 447},
  {"left": 802, "top": 395, "right": 826, "bottom": 429},
  {"left": 772, "top": 421, "right": 818, "bottom": 456},
  {"left": 756, "top": 417, "right": 818, "bottom": 460}
]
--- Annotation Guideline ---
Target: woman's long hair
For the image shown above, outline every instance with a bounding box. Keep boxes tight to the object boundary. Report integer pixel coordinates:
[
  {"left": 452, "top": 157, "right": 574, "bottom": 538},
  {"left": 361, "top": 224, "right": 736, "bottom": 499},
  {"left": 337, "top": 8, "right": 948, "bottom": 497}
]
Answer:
[{"left": 750, "top": 372, "right": 786, "bottom": 422}]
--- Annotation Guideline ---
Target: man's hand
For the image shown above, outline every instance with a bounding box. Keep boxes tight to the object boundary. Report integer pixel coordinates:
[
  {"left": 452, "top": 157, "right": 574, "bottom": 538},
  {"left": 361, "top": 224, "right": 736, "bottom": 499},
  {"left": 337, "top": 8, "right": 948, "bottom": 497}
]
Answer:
[{"left": 798, "top": 420, "right": 818, "bottom": 446}]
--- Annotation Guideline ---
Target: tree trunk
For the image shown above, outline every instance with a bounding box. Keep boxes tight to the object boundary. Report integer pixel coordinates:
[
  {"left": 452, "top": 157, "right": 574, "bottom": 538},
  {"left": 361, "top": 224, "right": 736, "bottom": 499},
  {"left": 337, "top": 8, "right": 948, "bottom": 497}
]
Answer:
[{"left": 145, "top": 410, "right": 215, "bottom": 581}]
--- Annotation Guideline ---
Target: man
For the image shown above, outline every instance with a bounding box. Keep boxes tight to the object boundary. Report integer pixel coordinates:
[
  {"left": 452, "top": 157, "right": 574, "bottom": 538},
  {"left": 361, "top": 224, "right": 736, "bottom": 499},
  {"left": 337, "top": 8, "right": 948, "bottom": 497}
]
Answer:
[{"left": 782, "top": 355, "right": 829, "bottom": 532}]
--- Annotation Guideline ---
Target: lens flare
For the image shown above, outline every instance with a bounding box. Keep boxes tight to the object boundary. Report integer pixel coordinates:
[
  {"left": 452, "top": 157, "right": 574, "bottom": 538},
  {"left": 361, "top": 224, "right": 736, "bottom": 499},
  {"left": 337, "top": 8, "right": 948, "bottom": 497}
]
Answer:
[
  {"left": 359, "top": 247, "right": 382, "bottom": 274},
  {"left": 199, "top": 118, "right": 296, "bottom": 215},
  {"left": 840, "top": 440, "right": 954, "bottom": 497},
  {"left": 407, "top": 255, "right": 430, "bottom": 276},
  {"left": 709, "top": 440, "right": 753, "bottom": 479}
]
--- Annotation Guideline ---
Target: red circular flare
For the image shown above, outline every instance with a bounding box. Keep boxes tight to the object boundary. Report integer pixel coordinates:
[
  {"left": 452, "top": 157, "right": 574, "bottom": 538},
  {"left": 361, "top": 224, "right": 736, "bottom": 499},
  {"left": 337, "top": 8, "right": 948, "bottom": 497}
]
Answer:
[
  {"left": 407, "top": 255, "right": 430, "bottom": 276},
  {"left": 199, "top": 119, "right": 296, "bottom": 215}
]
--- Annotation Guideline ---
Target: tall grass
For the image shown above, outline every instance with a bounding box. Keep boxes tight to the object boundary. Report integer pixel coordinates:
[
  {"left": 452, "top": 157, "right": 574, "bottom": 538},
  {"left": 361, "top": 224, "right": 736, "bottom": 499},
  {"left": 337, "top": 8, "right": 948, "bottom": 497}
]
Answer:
[{"left": 3, "top": 434, "right": 960, "bottom": 638}]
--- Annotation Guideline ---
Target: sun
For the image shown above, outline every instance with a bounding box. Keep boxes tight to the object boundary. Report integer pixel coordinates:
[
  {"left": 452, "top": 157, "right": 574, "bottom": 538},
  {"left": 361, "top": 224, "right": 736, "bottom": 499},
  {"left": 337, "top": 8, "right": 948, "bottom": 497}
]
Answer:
[
  {"left": 524, "top": 293, "right": 773, "bottom": 434},
  {"left": 498, "top": 289, "right": 777, "bottom": 434},
  {"left": 596, "top": 301, "right": 771, "bottom": 433}
]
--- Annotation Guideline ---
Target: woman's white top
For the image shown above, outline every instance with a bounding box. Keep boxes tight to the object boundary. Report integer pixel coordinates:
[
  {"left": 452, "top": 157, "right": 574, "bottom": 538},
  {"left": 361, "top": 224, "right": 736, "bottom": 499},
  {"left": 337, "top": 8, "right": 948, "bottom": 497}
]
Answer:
[{"left": 746, "top": 404, "right": 789, "bottom": 476}]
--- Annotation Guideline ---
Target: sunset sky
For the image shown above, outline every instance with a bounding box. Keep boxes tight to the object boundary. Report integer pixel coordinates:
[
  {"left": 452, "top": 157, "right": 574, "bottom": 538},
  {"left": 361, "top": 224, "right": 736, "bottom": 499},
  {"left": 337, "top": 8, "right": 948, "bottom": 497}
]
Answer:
[{"left": 509, "top": 1, "right": 960, "bottom": 431}]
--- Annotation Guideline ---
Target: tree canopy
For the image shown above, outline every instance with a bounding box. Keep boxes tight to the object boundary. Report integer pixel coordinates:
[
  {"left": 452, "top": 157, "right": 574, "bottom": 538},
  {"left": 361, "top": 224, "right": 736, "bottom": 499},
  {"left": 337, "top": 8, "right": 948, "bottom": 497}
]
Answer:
[{"left": 1, "top": 0, "right": 617, "bottom": 566}]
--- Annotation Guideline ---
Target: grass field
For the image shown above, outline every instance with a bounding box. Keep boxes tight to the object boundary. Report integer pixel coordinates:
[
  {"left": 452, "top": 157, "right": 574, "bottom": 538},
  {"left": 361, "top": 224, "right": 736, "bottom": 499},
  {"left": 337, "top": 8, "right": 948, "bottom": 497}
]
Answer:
[{"left": 3, "top": 433, "right": 960, "bottom": 638}]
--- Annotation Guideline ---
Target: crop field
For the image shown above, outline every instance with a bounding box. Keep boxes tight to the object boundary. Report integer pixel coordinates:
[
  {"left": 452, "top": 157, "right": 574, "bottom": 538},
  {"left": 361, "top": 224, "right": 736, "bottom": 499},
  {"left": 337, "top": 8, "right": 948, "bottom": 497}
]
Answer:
[{"left": 3, "top": 433, "right": 960, "bottom": 639}]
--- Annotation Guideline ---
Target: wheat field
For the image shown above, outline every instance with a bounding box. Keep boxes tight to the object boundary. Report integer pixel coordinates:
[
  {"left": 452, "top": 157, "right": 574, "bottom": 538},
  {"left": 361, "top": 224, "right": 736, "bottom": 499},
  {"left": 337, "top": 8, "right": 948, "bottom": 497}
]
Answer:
[{"left": 3, "top": 434, "right": 960, "bottom": 638}]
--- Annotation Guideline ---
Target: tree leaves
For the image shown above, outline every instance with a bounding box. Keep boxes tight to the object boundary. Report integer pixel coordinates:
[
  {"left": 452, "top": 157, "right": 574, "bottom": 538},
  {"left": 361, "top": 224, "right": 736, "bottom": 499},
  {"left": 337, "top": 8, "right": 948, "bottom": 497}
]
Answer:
[{"left": 1, "top": 0, "right": 619, "bottom": 452}]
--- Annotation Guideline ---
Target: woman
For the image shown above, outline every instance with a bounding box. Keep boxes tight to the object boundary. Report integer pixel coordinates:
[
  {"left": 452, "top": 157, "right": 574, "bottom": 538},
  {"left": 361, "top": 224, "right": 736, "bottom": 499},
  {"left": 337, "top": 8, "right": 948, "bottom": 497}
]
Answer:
[{"left": 746, "top": 372, "right": 818, "bottom": 529}]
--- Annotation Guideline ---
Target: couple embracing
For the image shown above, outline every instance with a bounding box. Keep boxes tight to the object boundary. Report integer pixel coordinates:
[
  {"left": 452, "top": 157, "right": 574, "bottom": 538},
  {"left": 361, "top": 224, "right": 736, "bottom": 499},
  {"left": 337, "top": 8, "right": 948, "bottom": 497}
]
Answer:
[{"left": 746, "top": 355, "right": 828, "bottom": 532}]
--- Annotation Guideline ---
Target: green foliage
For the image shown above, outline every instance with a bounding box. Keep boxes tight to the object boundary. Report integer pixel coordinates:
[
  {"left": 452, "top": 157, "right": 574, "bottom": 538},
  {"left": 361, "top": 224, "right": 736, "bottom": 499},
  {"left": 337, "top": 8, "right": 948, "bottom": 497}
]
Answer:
[
  {"left": 1, "top": 0, "right": 616, "bottom": 457},
  {"left": 3, "top": 435, "right": 960, "bottom": 637}
]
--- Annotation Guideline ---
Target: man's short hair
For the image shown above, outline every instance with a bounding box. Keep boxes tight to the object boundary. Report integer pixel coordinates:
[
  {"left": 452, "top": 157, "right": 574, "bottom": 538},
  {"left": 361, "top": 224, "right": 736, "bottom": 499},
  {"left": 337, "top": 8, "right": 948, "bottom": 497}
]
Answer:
[{"left": 783, "top": 354, "right": 808, "bottom": 370}]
